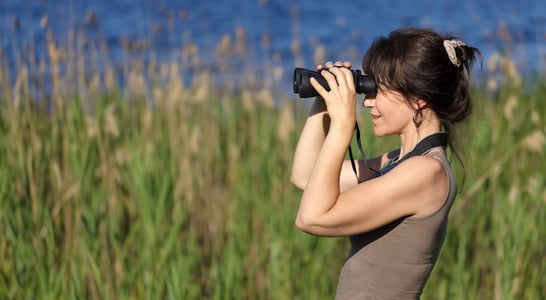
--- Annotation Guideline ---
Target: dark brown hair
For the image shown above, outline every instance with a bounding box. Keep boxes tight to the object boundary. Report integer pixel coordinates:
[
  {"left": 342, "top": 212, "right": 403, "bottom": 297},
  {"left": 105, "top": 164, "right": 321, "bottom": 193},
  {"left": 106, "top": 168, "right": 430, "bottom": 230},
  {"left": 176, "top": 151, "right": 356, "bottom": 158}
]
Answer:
[{"left": 362, "top": 27, "right": 481, "bottom": 166}]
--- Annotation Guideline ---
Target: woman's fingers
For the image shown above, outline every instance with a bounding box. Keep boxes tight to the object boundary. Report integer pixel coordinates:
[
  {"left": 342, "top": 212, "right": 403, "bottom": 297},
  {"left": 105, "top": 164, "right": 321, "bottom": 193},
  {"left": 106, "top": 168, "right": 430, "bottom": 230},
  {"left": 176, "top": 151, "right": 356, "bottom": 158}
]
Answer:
[
  {"left": 339, "top": 67, "right": 356, "bottom": 92},
  {"left": 318, "top": 69, "right": 339, "bottom": 98},
  {"left": 327, "top": 67, "right": 347, "bottom": 90},
  {"left": 309, "top": 77, "right": 330, "bottom": 99},
  {"left": 312, "top": 61, "right": 356, "bottom": 99},
  {"left": 316, "top": 61, "right": 334, "bottom": 71},
  {"left": 334, "top": 61, "right": 351, "bottom": 68},
  {"left": 326, "top": 66, "right": 356, "bottom": 96}
]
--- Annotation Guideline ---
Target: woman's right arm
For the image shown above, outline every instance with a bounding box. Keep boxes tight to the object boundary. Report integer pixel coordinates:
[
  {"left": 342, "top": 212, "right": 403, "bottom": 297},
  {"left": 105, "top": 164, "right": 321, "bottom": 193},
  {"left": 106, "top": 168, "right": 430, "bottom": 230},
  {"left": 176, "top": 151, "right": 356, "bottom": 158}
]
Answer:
[{"left": 290, "top": 97, "right": 330, "bottom": 189}]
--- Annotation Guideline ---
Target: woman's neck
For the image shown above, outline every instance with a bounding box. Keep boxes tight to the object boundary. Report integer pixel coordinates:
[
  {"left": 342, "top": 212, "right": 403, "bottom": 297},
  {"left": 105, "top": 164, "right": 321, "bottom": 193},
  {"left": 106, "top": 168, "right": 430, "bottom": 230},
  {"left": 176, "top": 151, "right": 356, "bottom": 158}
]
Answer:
[{"left": 399, "top": 122, "right": 442, "bottom": 158}]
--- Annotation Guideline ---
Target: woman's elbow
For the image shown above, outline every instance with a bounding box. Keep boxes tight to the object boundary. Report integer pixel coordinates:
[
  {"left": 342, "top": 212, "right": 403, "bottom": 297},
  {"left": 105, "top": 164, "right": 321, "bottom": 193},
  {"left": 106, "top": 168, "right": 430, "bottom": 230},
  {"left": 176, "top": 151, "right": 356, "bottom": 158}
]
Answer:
[
  {"left": 290, "top": 174, "right": 306, "bottom": 190},
  {"left": 295, "top": 214, "right": 311, "bottom": 233},
  {"left": 294, "top": 212, "right": 321, "bottom": 234}
]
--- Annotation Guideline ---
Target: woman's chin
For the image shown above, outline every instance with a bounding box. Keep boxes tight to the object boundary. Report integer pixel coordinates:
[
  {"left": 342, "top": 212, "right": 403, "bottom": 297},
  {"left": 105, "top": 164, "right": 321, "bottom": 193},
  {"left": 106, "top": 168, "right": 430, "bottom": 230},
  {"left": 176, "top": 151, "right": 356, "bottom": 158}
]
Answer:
[{"left": 373, "top": 129, "right": 386, "bottom": 137}]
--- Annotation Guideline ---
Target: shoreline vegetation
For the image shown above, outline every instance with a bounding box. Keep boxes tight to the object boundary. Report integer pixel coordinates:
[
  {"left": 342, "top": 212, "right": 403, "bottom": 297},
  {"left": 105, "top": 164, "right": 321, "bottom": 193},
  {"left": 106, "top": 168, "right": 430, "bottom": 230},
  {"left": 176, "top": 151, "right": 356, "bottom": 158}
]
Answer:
[{"left": 1, "top": 19, "right": 545, "bottom": 299}]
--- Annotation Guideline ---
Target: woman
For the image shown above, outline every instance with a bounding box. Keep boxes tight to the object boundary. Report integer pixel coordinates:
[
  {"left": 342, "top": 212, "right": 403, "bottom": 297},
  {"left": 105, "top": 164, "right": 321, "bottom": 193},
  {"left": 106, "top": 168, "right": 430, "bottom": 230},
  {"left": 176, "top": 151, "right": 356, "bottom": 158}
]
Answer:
[{"left": 290, "top": 28, "right": 480, "bottom": 299}]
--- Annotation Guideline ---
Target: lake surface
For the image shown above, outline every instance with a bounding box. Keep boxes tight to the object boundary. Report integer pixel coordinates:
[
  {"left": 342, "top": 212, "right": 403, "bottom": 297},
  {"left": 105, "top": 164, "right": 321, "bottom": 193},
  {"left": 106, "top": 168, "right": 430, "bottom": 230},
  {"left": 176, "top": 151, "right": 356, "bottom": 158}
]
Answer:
[{"left": 1, "top": 0, "right": 545, "bottom": 93}]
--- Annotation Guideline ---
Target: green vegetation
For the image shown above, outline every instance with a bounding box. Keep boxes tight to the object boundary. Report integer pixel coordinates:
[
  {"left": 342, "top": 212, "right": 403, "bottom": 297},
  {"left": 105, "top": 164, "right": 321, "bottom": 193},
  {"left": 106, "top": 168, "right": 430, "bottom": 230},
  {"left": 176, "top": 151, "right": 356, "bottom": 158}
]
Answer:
[{"left": 0, "top": 26, "right": 545, "bottom": 299}]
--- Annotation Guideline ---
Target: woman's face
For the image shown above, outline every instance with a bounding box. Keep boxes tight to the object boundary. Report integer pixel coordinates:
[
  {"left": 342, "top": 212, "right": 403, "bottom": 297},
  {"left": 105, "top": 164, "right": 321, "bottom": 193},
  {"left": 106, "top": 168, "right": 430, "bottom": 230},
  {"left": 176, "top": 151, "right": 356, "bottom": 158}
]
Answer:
[{"left": 362, "top": 88, "right": 414, "bottom": 136}]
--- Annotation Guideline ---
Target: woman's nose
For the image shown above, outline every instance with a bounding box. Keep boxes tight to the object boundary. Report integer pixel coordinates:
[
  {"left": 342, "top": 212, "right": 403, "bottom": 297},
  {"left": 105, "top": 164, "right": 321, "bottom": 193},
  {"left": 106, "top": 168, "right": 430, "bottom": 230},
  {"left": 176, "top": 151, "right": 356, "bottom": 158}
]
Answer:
[{"left": 363, "top": 98, "right": 375, "bottom": 108}]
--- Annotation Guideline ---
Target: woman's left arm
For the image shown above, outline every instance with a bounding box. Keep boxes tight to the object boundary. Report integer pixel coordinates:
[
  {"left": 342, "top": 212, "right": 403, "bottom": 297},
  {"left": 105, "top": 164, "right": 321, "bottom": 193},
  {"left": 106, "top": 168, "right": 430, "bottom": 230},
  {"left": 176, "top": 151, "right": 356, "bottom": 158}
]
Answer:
[{"left": 296, "top": 154, "right": 447, "bottom": 236}]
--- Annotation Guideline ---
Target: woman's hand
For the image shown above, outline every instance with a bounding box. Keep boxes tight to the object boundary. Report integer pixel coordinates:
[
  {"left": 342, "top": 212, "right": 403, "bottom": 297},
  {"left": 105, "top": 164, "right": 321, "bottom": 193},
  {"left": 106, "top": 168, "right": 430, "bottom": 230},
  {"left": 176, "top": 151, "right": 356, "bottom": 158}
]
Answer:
[{"left": 310, "top": 61, "right": 357, "bottom": 131}]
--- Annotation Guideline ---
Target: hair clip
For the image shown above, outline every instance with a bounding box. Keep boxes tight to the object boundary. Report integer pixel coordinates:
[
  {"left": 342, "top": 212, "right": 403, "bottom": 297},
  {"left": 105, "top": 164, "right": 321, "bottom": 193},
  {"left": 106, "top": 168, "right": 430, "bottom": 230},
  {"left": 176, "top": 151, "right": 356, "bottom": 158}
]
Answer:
[{"left": 443, "top": 40, "right": 466, "bottom": 67}]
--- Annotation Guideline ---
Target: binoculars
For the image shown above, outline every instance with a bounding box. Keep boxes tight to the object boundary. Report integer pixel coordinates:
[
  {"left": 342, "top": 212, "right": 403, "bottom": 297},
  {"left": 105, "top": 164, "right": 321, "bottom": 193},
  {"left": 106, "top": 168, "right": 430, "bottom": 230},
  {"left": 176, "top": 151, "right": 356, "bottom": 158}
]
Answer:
[{"left": 293, "top": 67, "right": 377, "bottom": 98}]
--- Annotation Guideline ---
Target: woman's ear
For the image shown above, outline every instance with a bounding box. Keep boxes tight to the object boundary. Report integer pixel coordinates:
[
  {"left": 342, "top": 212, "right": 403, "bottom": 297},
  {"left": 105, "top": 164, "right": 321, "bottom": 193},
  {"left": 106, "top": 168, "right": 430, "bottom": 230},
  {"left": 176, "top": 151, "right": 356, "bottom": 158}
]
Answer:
[{"left": 412, "top": 98, "right": 427, "bottom": 110}]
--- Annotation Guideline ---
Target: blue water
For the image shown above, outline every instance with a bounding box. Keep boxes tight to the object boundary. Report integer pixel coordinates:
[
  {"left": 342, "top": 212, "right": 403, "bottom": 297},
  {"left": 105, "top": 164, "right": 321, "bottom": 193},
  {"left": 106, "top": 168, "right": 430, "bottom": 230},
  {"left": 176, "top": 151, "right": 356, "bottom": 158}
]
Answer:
[{"left": 1, "top": 0, "right": 545, "bottom": 93}]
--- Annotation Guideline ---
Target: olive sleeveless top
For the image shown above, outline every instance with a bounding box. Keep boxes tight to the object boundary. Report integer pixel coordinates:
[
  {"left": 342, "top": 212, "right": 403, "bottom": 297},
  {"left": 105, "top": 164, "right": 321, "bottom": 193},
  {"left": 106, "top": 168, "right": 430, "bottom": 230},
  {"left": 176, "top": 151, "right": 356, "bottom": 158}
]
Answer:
[{"left": 335, "top": 152, "right": 457, "bottom": 300}]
